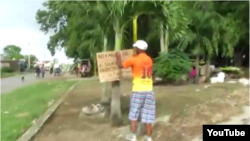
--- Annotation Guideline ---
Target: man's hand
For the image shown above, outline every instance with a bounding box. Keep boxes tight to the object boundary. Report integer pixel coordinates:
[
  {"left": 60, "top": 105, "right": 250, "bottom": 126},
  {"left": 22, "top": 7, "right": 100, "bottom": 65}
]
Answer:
[
  {"left": 116, "top": 51, "right": 121, "bottom": 59},
  {"left": 115, "top": 51, "right": 123, "bottom": 68}
]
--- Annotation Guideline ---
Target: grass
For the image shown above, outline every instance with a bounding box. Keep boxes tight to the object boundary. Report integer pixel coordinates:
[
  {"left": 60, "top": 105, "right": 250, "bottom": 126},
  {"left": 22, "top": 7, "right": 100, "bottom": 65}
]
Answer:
[
  {"left": 1, "top": 71, "right": 32, "bottom": 78},
  {"left": 1, "top": 80, "right": 77, "bottom": 141},
  {"left": 1, "top": 72, "right": 19, "bottom": 78}
]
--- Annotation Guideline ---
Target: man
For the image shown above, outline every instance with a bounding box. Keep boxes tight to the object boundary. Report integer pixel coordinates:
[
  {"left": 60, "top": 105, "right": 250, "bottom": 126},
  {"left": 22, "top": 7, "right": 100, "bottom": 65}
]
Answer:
[
  {"left": 77, "top": 62, "right": 81, "bottom": 77},
  {"left": 50, "top": 63, "right": 54, "bottom": 75},
  {"left": 35, "top": 64, "right": 40, "bottom": 78},
  {"left": 41, "top": 64, "right": 45, "bottom": 78},
  {"left": 116, "top": 40, "right": 155, "bottom": 141},
  {"left": 54, "top": 63, "right": 60, "bottom": 76}
]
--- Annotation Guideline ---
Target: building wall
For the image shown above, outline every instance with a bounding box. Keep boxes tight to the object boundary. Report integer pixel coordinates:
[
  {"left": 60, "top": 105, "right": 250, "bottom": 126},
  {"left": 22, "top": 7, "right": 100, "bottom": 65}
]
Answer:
[
  {"left": 0, "top": 60, "right": 20, "bottom": 71},
  {"left": 0, "top": 54, "right": 5, "bottom": 61}
]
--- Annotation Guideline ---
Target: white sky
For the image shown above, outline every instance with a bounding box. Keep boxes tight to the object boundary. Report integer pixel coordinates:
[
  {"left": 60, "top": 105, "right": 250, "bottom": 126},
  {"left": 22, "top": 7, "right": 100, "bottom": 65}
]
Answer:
[{"left": 0, "top": 0, "right": 73, "bottom": 64}]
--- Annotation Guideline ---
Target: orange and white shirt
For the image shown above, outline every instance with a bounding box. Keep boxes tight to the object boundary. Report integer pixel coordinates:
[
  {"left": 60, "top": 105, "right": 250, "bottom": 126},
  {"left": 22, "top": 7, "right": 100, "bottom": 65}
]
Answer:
[{"left": 122, "top": 53, "right": 153, "bottom": 91}]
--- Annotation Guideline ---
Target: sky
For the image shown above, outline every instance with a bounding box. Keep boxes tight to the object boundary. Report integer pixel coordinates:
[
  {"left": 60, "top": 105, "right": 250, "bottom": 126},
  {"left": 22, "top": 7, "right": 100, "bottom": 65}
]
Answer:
[{"left": 0, "top": 0, "right": 73, "bottom": 64}]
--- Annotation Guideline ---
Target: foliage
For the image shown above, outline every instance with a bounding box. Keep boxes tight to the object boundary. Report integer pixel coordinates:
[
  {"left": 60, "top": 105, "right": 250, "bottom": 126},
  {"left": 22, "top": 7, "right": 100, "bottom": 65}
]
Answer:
[
  {"left": 3, "top": 45, "right": 24, "bottom": 60},
  {"left": 36, "top": 1, "right": 249, "bottom": 64},
  {"left": 220, "top": 66, "right": 242, "bottom": 74},
  {"left": 24, "top": 54, "right": 38, "bottom": 63},
  {"left": 1, "top": 67, "right": 14, "bottom": 73},
  {"left": 36, "top": 1, "right": 115, "bottom": 59},
  {"left": 181, "top": 1, "right": 242, "bottom": 58},
  {"left": 153, "top": 48, "right": 192, "bottom": 81}
]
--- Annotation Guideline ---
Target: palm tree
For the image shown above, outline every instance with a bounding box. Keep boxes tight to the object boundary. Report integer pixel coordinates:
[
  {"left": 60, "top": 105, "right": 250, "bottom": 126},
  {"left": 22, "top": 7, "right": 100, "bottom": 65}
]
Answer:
[{"left": 182, "top": 1, "right": 241, "bottom": 83}]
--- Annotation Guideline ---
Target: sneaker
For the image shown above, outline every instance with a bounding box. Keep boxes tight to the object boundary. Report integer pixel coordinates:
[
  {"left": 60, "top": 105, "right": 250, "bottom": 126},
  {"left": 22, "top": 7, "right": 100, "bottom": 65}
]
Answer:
[
  {"left": 143, "top": 136, "right": 153, "bottom": 141},
  {"left": 125, "top": 133, "right": 137, "bottom": 141}
]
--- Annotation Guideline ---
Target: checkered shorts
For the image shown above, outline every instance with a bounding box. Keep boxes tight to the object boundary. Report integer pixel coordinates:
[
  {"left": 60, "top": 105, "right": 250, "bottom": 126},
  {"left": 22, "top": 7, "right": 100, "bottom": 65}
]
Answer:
[{"left": 129, "top": 91, "right": 156, "bottom": 124}]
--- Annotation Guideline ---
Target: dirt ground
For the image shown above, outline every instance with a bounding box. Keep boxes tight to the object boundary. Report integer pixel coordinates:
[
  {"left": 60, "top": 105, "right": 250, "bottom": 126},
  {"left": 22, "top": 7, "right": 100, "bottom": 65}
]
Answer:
[{"left": 32, "top": 79, "right": 249, "bottom": 141}]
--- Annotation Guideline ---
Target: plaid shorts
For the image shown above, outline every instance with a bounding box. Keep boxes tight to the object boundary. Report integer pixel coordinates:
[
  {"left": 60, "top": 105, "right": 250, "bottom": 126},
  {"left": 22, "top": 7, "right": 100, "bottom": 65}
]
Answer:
[{"left": 129, "top": 91, "right": 156, "bottom": 124}]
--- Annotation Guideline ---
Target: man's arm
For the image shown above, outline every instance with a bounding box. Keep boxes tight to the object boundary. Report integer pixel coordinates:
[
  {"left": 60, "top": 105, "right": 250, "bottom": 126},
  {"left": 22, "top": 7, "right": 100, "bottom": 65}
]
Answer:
[{"left": 116, "top": 52, "right": 134, "bottom": 69}]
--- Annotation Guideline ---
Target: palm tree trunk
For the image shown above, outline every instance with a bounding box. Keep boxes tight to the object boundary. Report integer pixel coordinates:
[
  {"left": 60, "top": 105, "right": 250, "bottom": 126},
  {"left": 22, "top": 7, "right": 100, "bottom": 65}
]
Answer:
[
  {"left": 159, "top": 23, "right": 169, "bottom": 53},
  {"left": 164, "top": 25, "right": 169, "bottom": 53},
  {"left": 133, "top": 16, "right": 138, "bottom": 42},
  {"left": 94, "top": 58, "right": 97, "bottom": 76},
  {"left": 104, "top": 35, "right": 108, "bottom": 51},
  {"left": 195, "top": 54, "right": 200, "bottom": 84},
  {"left": 133, "top": 16, "right": 138, "bottom": 55},
  {"left": 205, "top": 55, "right": 211, "bottom": 82},
  {"left": 111, "top": 19, "right": 123, "bottom": 126},
  {"left": 160, "top": 22, "right": 164, "bottom": 53},
  {"left": 100, "top": 82, "right": 111, "bottom": 104},
  {"left": 100, "top": 36, "right": 111, "bottom": 104}
]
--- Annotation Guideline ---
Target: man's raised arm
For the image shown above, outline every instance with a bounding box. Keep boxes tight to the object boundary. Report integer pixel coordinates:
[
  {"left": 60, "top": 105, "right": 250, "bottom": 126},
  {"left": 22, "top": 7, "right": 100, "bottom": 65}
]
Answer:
[{"left": 116, "top": 52, "right": 134, "bottom": 69}]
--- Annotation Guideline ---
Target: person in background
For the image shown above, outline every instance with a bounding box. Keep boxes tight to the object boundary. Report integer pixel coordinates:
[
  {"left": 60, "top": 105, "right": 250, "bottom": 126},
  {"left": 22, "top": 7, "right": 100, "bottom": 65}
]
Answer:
[
  {"left": 50, "top": 64, "right": 54, "bottom": 75},
  {"left": 35, "top": 65, "right": 40, "bottom": 78},
  {"left": 41, "top": 64, "right": 45, "bottom": 78},
  {"left": 77, "top": 62, "right": 81, "bottom": 77},
  {"left": 116, "top": 40, "right": 155, "bottom": 141},
  {"left": 190, "top": 66, "right": 196, "bottom": 81}
]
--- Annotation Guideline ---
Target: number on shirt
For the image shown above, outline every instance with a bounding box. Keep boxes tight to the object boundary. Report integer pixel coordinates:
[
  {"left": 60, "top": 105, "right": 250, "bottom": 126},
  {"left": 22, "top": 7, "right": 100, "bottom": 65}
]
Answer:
[{"left": 142, "top": 66, "right": 152, "bottom": 79}]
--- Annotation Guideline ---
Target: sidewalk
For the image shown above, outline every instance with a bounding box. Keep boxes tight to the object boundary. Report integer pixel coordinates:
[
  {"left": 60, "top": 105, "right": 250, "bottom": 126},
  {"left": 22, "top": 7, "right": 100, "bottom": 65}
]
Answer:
[{"left": 1, "top": 73, "right": 42, "bottom": 94}]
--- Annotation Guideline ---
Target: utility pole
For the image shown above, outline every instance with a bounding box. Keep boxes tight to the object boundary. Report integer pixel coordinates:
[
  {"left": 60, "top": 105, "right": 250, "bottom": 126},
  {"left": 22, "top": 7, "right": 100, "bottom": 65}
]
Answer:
[
  {"left": 28, "top": 42, "right": 30, "bottom": 69},
  {"left": 43, "top": 46, "right": 46, "bottom": 61}
]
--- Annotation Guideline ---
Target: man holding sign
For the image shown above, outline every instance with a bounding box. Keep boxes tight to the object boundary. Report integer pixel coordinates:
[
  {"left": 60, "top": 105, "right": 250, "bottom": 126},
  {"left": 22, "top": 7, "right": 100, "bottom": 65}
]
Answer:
[{"left": 116, "top": 40, "right": 155, "bottom": 141}]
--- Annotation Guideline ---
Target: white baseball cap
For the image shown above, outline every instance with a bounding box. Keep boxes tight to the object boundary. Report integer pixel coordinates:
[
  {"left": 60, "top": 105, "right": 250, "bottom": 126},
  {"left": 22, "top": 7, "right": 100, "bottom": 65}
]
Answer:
[{"left": 133, "top": 40, "right": 148, "bottom": 50}]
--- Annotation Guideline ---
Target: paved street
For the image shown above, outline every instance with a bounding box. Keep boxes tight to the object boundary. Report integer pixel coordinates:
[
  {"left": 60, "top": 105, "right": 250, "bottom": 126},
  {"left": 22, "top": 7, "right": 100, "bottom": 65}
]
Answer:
[{"left": 1, "top": 73, "right": 48, "bottom": 94}]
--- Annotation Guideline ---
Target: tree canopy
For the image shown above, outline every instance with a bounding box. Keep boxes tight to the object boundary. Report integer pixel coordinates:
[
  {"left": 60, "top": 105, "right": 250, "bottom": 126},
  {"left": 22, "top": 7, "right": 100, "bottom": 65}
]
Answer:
[
  {"left": 36, "top": 1, "right": 248, "bottom": 63},
  {"left": 3, "top": 45, "right": 24, "bottom": 60},
  {"left": 24, "top": 54, "right": 38, "bottom": 63}
]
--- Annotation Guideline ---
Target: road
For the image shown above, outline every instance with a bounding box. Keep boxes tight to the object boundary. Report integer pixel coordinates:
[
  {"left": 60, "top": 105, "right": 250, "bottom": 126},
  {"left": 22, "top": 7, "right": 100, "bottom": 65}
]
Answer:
[{"left": 1, "top": 73, "right": 48, "bottom": 94}]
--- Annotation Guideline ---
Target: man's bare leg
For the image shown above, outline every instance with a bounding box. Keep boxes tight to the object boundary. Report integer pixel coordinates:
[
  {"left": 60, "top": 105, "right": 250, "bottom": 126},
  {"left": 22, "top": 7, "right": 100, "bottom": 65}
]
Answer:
[
  {"left": 146, "top": 124, "right": 152, "bottom": 136},
  {"left": 143, "top": 123, "right": 153, "bottom": 141},
  {"left": 131, "top": 120, "right": 137, "bottom": 133},
  {"left": 125, "top": 120, "right": 137, "bottom": 141}
]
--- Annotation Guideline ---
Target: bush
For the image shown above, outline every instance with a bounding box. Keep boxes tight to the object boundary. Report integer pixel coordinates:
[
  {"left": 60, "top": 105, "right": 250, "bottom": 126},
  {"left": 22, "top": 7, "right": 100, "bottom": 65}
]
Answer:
[
  {"left": 1, "top": 67, "right": 14, "bottom": 73},
  {"left": 220, "top": 66, "right": 242, "bottom": 74},
  {"left": 219, "top": 66, "right": 244, "bottom": 79},
  {"left": 153, "top": 48, "right": 192, "bottom": 81}
]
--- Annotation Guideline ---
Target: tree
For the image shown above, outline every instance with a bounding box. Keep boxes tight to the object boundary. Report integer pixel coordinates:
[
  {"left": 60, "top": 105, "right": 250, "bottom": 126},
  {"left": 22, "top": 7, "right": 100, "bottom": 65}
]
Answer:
[
  {"left": 180, "top": 1, "right": 242, "bottom": 82},
  {"left": 3, "top": 45, "right": 24, "bottom": 60},
  {"left": 24, "top": 54, "right": 38, "bottom": 64},
  {"left": 36, "top": 1, "right": 121, "bottom": 124},
  {"left": 214, "top": 1, "right": 249, "bottom": 67}
]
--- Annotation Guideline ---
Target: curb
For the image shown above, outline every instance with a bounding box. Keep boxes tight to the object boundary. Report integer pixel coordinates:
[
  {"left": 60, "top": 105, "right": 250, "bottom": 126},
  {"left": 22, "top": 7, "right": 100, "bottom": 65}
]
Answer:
[{"left": 16, "top": 81, "right": 79, "bottom": 141}]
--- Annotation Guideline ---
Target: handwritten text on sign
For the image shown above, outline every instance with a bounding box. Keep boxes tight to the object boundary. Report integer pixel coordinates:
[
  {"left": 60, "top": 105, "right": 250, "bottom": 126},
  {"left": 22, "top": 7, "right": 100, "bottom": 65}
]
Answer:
[{"left": 96, "top": 49, "right": 133, "bottom": 82}]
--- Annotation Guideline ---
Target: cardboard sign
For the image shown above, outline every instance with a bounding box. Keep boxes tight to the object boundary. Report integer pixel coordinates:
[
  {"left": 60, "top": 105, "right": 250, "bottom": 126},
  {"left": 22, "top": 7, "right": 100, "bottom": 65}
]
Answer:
[{"left": 96, "top": 49, "right": 133, "bottom": 82}]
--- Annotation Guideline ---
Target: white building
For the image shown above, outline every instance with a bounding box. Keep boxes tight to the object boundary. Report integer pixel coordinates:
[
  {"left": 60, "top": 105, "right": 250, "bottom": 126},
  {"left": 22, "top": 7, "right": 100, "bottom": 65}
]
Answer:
[{"left": 0, "top": 54, "right": 5, "bottom": 61}]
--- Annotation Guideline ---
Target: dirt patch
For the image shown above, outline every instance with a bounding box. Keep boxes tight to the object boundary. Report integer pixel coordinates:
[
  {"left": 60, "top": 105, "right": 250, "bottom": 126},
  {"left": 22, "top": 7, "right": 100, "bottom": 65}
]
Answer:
[
  {"left": 155, "top": 88, "right": 249, "bottom": 141},
  {"left": 32, "top": 80, "right": 247, "bottom": 141}
]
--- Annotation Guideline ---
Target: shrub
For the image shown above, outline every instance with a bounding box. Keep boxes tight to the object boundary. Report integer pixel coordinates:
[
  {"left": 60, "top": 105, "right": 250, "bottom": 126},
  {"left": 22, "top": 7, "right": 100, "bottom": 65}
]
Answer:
[
  {"left": 1, "top": 67, "right": 14, "bottom": 73},
  {"left": 220, "top": 66, "right": 242, "bottom": 74},
  {"left": 153, "top": 48, "right": 192, "bottom": 81}
]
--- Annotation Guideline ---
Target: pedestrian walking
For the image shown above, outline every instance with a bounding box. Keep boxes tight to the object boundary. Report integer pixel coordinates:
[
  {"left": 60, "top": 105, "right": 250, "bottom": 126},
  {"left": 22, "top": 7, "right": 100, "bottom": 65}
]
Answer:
[
  {"left": 35, "top": 65, "right": 40, "bottom": 78},
  {"left": 41, "top": 65, "right": 45, "bottom": 78}
]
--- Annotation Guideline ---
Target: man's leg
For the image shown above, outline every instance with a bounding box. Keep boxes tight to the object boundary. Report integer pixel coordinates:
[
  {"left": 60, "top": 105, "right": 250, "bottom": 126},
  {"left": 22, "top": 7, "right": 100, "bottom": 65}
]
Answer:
[
  {"left": 141, "top": 92, "right": 156, "bottom": 141},
  {"left": 126, "top": 92, "right": 144, "bottom": 141}
]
